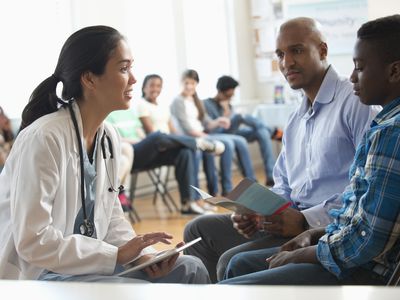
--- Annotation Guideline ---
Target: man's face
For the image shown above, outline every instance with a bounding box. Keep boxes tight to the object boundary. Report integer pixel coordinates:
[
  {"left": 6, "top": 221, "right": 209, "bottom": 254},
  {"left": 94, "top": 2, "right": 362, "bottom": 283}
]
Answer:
[
  {"left": 275, "top": 26, "right": 326, "bottom": 91},
  {"left": 219, "top": 88, "right": 235, "bottom": 102},
  {"left": 350, "top": 39, "right": 390, "bottom": 106}
]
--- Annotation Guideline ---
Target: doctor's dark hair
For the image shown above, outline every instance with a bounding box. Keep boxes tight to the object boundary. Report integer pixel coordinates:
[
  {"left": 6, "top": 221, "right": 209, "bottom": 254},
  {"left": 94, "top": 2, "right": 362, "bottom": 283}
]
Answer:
[
  {"left": 141, "top": 74, "right": 163, "bottom": 99},
  {"left": 20, "top": 25, "right": 124, "bottom": 130},
  {"left": 357, "top": 14, "right": 400, "bottom": 63}
]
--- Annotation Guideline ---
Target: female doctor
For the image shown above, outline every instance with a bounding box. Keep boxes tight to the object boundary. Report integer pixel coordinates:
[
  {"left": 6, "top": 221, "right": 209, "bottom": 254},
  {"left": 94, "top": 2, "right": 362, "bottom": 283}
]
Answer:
[{"left": 0, "top": 25, "right": 209, "bottom": 283}]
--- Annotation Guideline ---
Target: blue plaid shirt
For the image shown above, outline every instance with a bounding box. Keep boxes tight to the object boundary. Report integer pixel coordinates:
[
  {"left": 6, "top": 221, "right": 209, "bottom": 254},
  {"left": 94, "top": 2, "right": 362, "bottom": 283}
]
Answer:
[{"left": 317, "top": 97, "right": 400, "bottom": 280}]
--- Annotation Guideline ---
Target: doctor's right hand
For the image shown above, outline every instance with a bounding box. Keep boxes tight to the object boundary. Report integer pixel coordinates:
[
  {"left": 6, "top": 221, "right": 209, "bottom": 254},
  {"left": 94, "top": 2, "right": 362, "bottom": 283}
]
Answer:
[
  {"left": 117, "top": 232, "right": 173, "bottom": 265},
  {"left": 231, "top": 213, "right": 262, "bottom": 239}
]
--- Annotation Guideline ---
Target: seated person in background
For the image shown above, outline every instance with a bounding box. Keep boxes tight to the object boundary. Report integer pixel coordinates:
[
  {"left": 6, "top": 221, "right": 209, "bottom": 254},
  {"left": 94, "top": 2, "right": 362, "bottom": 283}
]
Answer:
[
  {"left": 221, "top": 14, "right": 400, "bottom": 285},
  {"left": 107, "top": 108, "right": 214, "bottom": 215},
  {"left": 183, "top": 17, "right": 378, "bottom": 283},
  {"left": 204, "top": 75, "right": 280, "bottom": 186},
  {"left": 137, "top": 74, "right": 225, "bottom": 155},
  {"left": 0, "top": 106, "right": 14, "bottom": 172},
  {"left": 171, "top": 69, "right": 256, "bottom": 196},
  {"left": 137, "top": 73, "right": 227, "bottom": 212}
]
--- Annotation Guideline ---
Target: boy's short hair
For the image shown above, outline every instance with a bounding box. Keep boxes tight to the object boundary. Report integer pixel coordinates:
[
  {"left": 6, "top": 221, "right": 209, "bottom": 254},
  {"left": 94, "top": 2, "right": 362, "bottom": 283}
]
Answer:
[
  {"left": 216, "top": 76, "right": 239, "bottom": 92},
  {"left": 357, "top": 14, "right": 400, "bottom": 63}
]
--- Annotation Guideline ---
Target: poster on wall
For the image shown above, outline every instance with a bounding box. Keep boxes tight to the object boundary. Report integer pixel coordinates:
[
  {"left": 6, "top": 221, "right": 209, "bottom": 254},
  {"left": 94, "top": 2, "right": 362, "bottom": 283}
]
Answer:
[{"left": 286, "top": 0, "right": 368, "bottom": 54}]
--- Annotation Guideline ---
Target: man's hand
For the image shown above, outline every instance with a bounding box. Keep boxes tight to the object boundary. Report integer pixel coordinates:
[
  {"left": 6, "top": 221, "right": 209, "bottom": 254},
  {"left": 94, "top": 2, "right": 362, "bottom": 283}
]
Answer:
[
  {"left": 266, "top": 246, "right": 318, "bottom": 269},
  {"left": 263, "top": 207, "right": 308, "bottom": 237},
  {"left": 280, "top": 227, "right": 326, "bottom": 252},
  {"left": 216, "top": 117, "right": 231, "bottom": 129},
  {"left": 231, "top": 213, "right": 261, "bottom": 238}
]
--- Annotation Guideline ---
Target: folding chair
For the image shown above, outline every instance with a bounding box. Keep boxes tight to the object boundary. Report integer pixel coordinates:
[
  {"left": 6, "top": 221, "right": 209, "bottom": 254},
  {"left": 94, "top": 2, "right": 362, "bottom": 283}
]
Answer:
[{"left": 128, "top": 166, "right": 179, "bottom": 222}]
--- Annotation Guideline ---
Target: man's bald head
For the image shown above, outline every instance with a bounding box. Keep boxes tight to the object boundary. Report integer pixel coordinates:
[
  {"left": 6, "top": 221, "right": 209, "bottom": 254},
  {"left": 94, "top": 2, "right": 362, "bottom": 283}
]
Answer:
[
  {"left": 279, "top": 17, "right": 326, "bottom": 45},
  {"left": 275, "top": 17, "right": 329, "bottom": 101}
]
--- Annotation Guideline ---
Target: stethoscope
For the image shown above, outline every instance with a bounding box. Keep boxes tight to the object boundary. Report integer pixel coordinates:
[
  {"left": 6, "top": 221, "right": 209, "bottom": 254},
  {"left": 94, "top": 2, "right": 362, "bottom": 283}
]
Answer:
[{"left": 67, "top": 102, "right": 123, "bottom": 237}]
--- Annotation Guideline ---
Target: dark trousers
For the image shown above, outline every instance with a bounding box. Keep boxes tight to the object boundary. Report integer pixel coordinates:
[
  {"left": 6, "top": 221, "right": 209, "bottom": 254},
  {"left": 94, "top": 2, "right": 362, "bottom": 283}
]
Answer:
[{"left": 132, "top": 132, "right": 196, "bottom": 204}]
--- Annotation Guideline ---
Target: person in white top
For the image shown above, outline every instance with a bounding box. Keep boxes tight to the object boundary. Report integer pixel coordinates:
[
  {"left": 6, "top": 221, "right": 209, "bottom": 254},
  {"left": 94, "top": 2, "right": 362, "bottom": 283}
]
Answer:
[
  {"left": 171, "top": 69, "right": 257, "bottom": 196},
  {"left": 0, "top": 25, "right": 209, "bottom": 283}
]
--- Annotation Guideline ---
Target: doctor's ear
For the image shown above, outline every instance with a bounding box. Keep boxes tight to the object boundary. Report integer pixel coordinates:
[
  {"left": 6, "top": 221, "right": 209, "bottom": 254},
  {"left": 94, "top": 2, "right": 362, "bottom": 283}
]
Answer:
[{"left": 80, "top": 71, "right": 97, "bottom": 90}]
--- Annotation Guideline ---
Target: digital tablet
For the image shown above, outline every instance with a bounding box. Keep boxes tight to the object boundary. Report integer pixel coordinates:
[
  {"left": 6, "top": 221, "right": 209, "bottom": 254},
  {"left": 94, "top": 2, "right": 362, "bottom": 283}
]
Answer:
[{"left": 117, "top": 237, "right": 202, "bottom": 276}]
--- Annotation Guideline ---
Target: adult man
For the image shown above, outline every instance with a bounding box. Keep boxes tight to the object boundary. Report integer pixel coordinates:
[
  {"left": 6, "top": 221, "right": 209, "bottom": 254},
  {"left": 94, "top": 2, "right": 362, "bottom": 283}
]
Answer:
[
  {"left": 204, "top": 76, "right": 279, "bottom": 186},
  {"left": 221, "top": 14, "right": 400, "bottom": 285},
  {"left": 184, "top": 17, "right": 378, "bottom": 283}
]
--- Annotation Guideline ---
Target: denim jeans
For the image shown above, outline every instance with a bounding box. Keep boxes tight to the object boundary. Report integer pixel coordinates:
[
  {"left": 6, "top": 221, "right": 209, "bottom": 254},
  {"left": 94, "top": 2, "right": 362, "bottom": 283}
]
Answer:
[
  {"left": 228, "top": 114, "right": 276, "bottom": 179},
  {"left": 220, "top": 247, "right": 385, "bottom": 285},
  {"left": 132, "top": 132, "right": 197, "bottom": 203},
  {"left": 209, "top": 133, "right": 255, "bottom": 195},
  {"left": 194, "top": 150, "right": 219, "bottom": 196}
]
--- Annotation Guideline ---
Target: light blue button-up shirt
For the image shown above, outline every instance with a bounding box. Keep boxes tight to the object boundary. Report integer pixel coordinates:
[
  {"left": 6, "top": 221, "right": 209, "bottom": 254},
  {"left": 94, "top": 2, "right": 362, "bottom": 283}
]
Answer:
[{"left": 271, "top": 66, "right": 379, "bottom": 227}]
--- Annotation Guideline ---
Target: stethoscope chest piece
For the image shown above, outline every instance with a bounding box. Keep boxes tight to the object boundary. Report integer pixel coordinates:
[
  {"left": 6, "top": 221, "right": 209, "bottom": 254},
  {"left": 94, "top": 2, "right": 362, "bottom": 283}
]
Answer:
[{"left": 80, "top": 219, "right": 95, "bottom": 237}]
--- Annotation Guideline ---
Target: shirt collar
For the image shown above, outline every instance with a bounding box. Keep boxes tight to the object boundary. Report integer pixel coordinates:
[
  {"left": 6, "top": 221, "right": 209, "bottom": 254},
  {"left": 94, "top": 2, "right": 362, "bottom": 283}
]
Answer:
[
  {"left": 372, "top": 97, "right": 400, "bottom": 126},
  {"left": 298, "top": 65, "right": 337, "bottom": 115}
]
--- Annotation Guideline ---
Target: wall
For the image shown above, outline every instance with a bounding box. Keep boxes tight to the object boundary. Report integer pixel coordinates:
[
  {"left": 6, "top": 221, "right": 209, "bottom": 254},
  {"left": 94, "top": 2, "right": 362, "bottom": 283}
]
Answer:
[{"left": 236, "top": 0, "right": 400, "bottom": 104}]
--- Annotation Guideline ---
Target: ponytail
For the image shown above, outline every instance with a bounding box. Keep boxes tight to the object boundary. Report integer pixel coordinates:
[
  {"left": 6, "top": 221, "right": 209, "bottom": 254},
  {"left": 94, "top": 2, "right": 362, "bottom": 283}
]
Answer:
[
  {"left": 20, "top": 74, "right": 60, "bottom": 131},
  {"left": 193, "top": 92, "right": 205, "bottom": 121},
  {"left": 19, "top": 26, "right": 124, "bottom": 132}
]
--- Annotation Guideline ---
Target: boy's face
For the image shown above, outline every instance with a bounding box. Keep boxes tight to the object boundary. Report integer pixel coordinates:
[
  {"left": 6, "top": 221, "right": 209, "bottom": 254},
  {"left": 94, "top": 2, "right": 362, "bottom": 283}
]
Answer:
[{"left": 350, "top": 39, "right": 391, "bottom": 106}]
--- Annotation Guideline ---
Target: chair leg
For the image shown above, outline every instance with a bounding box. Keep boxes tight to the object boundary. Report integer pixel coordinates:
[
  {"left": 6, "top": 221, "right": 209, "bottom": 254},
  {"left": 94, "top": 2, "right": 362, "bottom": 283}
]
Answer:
[
  {"left": 147, "top": 169, "right": 174, "bottom": 212},
  {"left": 147, "top": 167, "right": 179, "bottom": 212},
  {"left": 128, "top": 171, "right": 141, "bottom": 222}
]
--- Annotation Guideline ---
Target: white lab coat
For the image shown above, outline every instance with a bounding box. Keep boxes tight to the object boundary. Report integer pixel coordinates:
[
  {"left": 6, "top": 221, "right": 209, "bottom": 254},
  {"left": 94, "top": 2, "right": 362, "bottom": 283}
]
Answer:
[{"left": 0, "top": 103, "right": 152, "bottom": 279}]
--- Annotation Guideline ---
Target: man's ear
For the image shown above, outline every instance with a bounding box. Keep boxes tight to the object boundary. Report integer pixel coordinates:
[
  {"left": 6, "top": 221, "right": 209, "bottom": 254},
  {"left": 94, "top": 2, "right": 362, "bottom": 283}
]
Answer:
[
  {"left": 319, "top": 42, "right": 328, "bottom": 60},
  {"left": 389, "top": 60, "right": 400, "bottom": 83},
  {"left": 80, "top": 71, "right": 96, "bottom": 90}
]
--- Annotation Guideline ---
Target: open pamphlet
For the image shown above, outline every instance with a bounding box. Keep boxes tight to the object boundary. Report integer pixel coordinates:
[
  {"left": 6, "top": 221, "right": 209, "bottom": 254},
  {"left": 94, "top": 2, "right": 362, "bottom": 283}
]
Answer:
[
  {"left": 117, "top": 237, "right": 202, "bottom": 276},
  {"left": 191, "top": 178, "right": 290, "bottom": 216}
]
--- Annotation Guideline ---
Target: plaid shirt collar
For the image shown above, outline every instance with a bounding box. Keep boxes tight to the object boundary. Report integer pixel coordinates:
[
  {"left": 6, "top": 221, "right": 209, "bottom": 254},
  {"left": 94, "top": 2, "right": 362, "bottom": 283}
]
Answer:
[{"left": 372, "top": 97, "right": 400, "bottom": 126}]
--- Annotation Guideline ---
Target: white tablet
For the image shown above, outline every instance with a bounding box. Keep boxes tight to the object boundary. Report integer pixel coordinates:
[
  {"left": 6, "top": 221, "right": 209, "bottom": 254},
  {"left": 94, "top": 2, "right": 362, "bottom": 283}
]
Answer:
[{"left": 117, "top": 237, "right": 202, "bottom": 276}]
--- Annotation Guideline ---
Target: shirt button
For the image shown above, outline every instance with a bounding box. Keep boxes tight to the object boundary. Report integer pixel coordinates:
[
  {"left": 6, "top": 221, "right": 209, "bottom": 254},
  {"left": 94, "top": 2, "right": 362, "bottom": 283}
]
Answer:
[{"left": 361, "top": 231, "right": 366, "bottom": 236}]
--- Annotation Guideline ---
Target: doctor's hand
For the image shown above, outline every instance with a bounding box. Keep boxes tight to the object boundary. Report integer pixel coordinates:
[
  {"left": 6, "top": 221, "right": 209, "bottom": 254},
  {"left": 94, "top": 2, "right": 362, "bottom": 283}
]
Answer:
[
  {"left": 117, "top": 232, "right": 173, "bottom": 265},
  {"left": 262, "top": 207, "right": 308, "bottom": 238},
  {"left": 231, "top": 213, "right": 262, "bottom": 239},
  {"left": 143, "top": 241, "right": 184, "bottom": 279}
]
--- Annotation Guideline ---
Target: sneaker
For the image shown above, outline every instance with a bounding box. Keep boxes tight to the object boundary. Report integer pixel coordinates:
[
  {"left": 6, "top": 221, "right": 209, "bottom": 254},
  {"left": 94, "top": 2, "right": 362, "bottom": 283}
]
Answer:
[
  {"left": 181, "top": 202, "right": 214, "bottom": 215},
  {"left": 201, "top": 202, "right": 218, "bottom": 212},
  {"left": 196, "top": 138, "right": 225, "bottom": 155},
  {"left": 271, "top": 128, "right": 283, "bottom": 141},
  {"left": 266, "top": 179, "right": 275, "bottom": 187}
]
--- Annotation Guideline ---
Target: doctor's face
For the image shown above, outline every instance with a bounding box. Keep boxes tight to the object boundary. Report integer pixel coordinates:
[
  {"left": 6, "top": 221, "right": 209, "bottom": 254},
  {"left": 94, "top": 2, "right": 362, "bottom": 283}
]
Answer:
[{"left": 92, "top": 39, "right": 137, "bottom": 112}]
